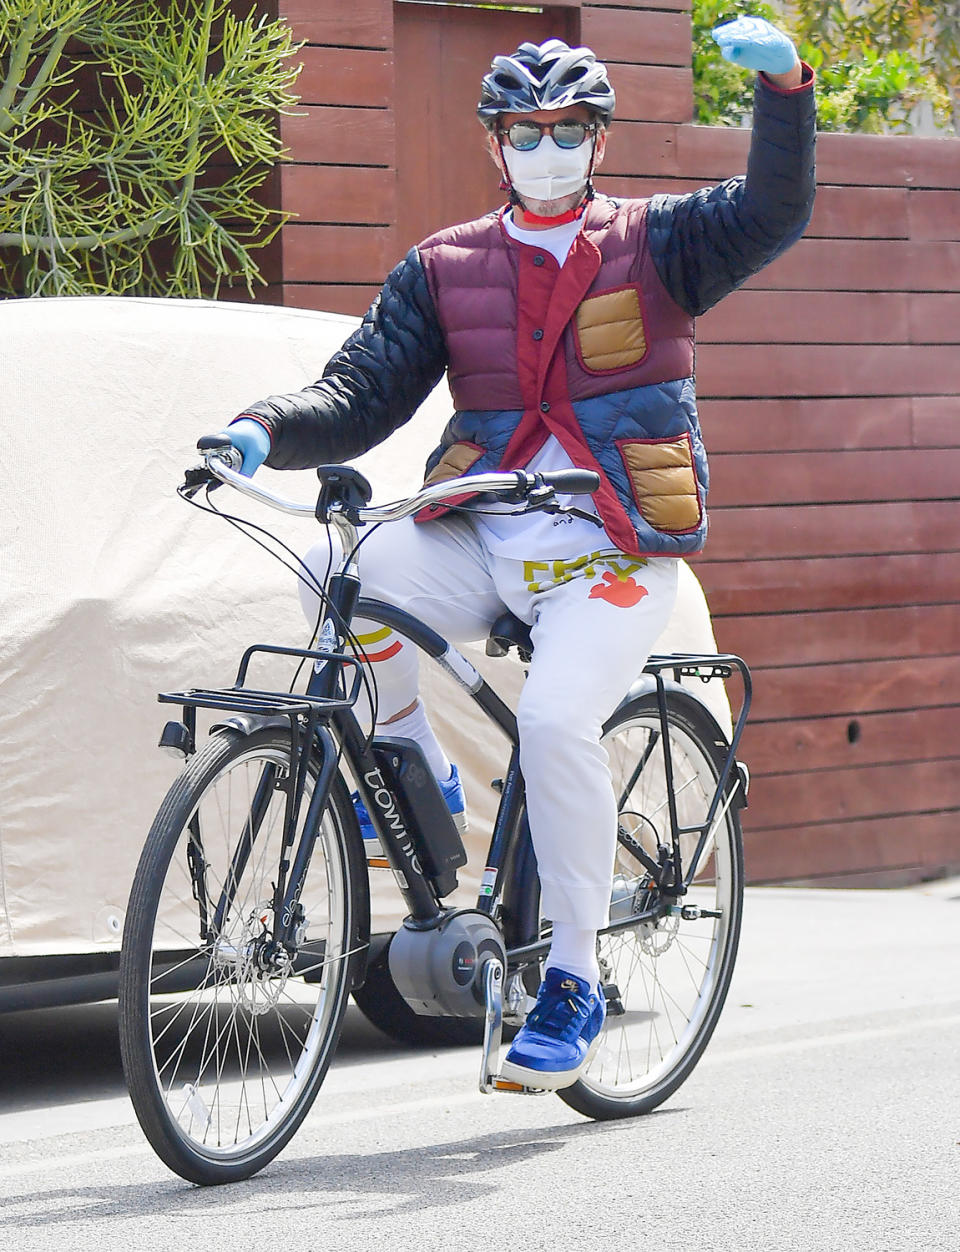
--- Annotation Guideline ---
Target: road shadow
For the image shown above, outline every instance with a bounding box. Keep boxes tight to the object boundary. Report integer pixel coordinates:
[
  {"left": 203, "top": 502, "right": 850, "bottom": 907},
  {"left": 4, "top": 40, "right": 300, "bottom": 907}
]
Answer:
[{"left": 0, "top": 1111, "right": 681, "bottom": 1224}]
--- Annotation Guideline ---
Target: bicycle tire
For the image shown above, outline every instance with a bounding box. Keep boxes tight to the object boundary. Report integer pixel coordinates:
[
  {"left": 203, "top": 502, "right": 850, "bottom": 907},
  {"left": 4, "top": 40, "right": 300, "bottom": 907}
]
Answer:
[
  {"left": 118, "top": 726, "right": 365, "bottom": 1185},
  {"left": 529, "top": 690, "right": 744, "bottom": 1120}
]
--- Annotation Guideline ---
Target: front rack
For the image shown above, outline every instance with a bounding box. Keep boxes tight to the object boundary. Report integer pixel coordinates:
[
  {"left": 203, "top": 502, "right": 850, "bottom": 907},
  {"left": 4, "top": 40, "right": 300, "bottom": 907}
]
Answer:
[{"left": 158, "top": 643, "right": 364, "bottom": 722}]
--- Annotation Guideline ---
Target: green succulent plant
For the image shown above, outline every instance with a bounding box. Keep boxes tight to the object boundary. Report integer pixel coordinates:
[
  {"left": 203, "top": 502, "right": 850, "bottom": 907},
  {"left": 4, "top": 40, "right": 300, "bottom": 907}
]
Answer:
[{"left": 0, "top": 0, "right": 302, "bottom": 297}]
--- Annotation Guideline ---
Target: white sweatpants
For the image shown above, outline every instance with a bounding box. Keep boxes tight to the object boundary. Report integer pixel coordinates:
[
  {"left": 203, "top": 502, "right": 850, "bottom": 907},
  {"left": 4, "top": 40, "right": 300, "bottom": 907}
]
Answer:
[{"left": 300, "top": 515, "right": 678, "bottom": 931}]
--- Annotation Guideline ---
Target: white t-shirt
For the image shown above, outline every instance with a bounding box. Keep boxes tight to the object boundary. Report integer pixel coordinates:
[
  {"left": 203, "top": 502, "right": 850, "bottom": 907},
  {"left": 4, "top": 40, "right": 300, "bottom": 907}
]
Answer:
[{"left": 470, "top": 212, "right": 614, "bottom": 560}]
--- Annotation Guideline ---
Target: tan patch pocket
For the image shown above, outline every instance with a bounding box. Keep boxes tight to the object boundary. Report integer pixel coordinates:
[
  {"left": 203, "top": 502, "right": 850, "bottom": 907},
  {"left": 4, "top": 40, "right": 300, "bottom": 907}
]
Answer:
[
  {"left": 575, "top": 286, "right": 648, "bottom": 373},
  {"left": 618, "top": 435, "right": 702, "bottom": 533},
  {"left": 423, "top": 441, "right": 484, "bottom": 486}
]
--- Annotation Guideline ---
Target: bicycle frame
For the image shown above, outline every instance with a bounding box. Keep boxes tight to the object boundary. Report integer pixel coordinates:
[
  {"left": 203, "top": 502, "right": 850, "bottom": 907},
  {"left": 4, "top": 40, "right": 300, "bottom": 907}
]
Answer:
[{"left": 159, "top": 583, "right": 750, "bottom": 987}]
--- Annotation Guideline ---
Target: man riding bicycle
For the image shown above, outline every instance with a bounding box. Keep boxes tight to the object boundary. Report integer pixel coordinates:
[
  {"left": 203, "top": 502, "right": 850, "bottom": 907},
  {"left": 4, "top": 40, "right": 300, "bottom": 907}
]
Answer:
[{"left": 212, "top": 16, "right": 815, "bottom": 1090}]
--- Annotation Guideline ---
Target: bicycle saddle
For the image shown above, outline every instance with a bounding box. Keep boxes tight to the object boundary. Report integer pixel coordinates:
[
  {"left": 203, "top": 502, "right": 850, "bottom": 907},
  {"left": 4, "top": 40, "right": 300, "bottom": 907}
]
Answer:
[{"left": 486, "top": 611, "right": 533, "bottom": 663}]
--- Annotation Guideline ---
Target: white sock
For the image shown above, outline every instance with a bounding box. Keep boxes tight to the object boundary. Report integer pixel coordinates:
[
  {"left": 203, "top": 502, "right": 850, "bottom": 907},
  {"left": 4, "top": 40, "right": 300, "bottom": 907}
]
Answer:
[
  {"left": 546, "top": 922, "right": 600, "bottom": 989},
  {"left": 381, "top": 699, "right": 452, "bottom": 783}
]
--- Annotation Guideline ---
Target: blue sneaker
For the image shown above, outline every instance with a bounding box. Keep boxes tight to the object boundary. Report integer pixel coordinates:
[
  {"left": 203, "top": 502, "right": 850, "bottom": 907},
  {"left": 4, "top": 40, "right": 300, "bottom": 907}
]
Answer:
[
  {"left": 499, "top": 967, "right": 606, "bottom": 1091},
  {"left": 353, "top": 764, "right": 468, "bottom": 859}
]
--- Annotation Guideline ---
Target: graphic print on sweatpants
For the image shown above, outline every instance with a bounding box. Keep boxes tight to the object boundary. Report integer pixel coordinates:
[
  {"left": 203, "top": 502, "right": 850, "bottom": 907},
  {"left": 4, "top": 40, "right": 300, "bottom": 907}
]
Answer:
[{"left": 522, "top": 550, "right": 650, "bottom": 603}]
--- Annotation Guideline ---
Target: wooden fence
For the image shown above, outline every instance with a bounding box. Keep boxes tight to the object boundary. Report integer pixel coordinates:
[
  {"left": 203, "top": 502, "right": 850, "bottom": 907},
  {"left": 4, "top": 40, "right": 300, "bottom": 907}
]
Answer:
[{"left": 5, "top": 1, "right": 950, "bottom": 884}]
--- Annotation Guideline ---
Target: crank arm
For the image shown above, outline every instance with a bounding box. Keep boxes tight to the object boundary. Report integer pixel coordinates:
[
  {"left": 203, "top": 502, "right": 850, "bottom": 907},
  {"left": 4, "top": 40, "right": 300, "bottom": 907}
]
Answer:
[
  {"left": 479, "top": 957, "right": 504, "bottom": 1093},
  {"left": 479, "top": 958, "right": 546, "bottom": 1096}
]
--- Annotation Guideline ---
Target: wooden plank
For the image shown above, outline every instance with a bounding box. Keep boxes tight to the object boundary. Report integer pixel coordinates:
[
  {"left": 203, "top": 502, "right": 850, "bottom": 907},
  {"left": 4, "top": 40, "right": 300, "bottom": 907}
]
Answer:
[
  {"left": 742, "top": 238, "right": 960, "bottom": 294},
  {"left": 283, "top": 284, "right": 379, "bottom": 317},
  {"left": 908, "top": 190, "right": 960, "bottom": 241},
  {"left": 807, "top": 185, "right": 908, "bottom": 240},
  {"left": 281, "top": 165, "right": 395, "bottom": 226},
  {"left": 584, "top": 0, "right": 691, "bottom": 9},
  {"left": 282, "top": 224, "right": 394, "bottom": 284},
  {"left": 698, "top": 397, "right": 952, "bottom": 455},
  {"left": 692, "top": 552, "right": 960, "bottom": 615},
  {"left": 715, "top": 605, "right": 960, "bottom": 669},
  {"left": 700, "top": 501, "right": 959, "bottom": 561},
  {"left": 605, "top": 64, "right": 692, "bottom": 123},
  {"left": 674, "top": 125, "right": 960, "bottom": 190},
  {"left": 743, "top": 757, "right": 960, "bottom": 829},
  {"left": 743, "top": 657, "right": 960, "bottom": 723},
  {"left": 596, "top": 174, "right": 717, "bottom": 198},
  {"left": 580, "top": 8, "right": 692, "bottom": 68},
  {"left": 907, "top": 294, "right": 960, "bottom": 344},
  {"left": 295, "top": 47, "right": 393, "bottom": 108},
  {"left": 281, "top": 106, "right": 394, "bottom": 167},
  {"left": 279, "top": 0, "right": 391, "bottom": 47},
  {"left": 697, "top": 344, "right": 960, "bottom": 398},
  {"left": 697, "top": 291, "right": 910, "bottom": 345},
  {"left": 706, "top": 448, "right": 960, "bottom": 506},
  {"left": 817, "top": 131, "right": 960, "bottom": 191},
  {"left": 591, "top": 179, "right": 910, "bottom": 241},
  {"left": 601, "top": 121, "right": 681, "bottom": 178},
  {"left": 912, "top": 396, "right": 959, "bottom": 448},
  {"left": 736, "top": 707, "right": 960, "bottom": 777},
  {"left": 743, "top": 811, "right": 960, "bottom": 884}
]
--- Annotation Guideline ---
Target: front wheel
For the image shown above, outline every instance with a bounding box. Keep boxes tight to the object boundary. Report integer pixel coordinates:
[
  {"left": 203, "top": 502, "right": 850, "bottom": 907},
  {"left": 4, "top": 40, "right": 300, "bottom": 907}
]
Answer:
[
  {"left": 118, "top": 727, "right": 364, "bottom": 1184},
  {"left": 560, "top": 691, "right": 744, "bottom": 1120}
]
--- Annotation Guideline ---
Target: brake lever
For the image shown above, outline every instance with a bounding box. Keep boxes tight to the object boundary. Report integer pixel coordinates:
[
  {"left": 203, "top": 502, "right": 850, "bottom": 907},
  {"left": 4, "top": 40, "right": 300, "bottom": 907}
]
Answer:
[
  {"left": 180, "top": 446, "right": 241, "bottom": 498},
  {"left": 180, "top": 462, "right": 218, "bottom": 498},
  {"left": 539, "top": 503, "right": 605, "bottom": 527}
]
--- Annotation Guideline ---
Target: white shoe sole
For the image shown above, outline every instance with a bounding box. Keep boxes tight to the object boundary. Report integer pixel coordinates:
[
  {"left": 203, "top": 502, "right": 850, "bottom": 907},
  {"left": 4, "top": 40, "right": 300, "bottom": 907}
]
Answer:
[{"left": 498, "top": 1031, "right": 602, "bottom": 1092}]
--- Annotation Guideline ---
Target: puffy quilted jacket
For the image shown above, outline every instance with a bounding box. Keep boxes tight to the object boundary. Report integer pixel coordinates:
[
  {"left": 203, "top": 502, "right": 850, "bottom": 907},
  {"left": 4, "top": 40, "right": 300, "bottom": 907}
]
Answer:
[{"left": 241, "top": 70, "right": 816, "bottom": 556}]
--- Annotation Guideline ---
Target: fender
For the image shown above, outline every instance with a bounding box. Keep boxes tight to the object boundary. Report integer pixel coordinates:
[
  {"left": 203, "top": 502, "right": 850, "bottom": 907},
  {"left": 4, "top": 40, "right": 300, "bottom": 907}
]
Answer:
[
  {"left": 609, "top": 672, "right": 721, "bottom": 732},
  {"left": 209, "top": 711, "right": 293, "bottom": 737}
]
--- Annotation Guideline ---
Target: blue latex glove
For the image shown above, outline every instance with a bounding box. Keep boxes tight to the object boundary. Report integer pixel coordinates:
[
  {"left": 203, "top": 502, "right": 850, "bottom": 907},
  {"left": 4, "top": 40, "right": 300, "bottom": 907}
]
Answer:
[
  {"left": 220, "top": 417, "right": 271, "bottom": 477},
  {"left": 712, "top": 16, "right": 798, "bottom": 76}
]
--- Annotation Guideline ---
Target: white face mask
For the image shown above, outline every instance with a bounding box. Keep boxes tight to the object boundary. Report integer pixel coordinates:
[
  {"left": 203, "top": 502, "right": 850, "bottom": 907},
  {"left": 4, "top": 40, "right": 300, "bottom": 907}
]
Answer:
[{"left": 502, "top": 135, "right": 594, "bottom": 203}]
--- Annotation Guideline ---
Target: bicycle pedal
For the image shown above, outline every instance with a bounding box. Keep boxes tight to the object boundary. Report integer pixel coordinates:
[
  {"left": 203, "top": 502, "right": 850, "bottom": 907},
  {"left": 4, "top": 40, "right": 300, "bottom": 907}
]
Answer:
[
  {"left": 490, "top": 1076, "right": 546, "bottom": 1095},
  {"left": 602, "top": 982, "right": 625, "bottom": 1017}
]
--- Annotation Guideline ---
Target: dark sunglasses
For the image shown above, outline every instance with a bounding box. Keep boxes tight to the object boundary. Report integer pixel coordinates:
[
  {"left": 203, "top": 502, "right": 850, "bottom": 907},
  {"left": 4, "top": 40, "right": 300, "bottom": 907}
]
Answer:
[{"left": 499, "top": 119, "right": 597, "bottom": 152}]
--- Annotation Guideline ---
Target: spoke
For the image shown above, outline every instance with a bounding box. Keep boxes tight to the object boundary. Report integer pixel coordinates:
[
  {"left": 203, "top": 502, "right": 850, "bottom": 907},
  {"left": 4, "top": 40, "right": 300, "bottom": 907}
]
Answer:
[
  {"left": 229, "top": 996, "right": 261, "bottom": 1145},
  {"left": 154, "top": 958, "right": 226, "bottom": 1083},
  {"left": 148, "top": 946, "right": 205, "bottom": 988},
  {"left": 273, "top": 1001, "right": 303, "bottom": 1072}
]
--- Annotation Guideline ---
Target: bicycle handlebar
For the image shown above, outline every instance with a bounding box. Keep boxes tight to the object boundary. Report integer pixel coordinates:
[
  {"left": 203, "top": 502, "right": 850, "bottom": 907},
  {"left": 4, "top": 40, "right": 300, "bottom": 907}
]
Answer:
[{"left": 191, "top": 443, "right": 600, "bottom": 525}]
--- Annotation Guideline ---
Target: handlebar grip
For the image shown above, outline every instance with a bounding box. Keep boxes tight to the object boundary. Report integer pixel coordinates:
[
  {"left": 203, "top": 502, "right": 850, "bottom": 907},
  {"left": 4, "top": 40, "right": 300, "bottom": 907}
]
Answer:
[
  {"left": 541, "top": 469, "right": 601, "bottom": 495},
  {"left": 198, "top": 434, "right": 234, "bottom": 452}
]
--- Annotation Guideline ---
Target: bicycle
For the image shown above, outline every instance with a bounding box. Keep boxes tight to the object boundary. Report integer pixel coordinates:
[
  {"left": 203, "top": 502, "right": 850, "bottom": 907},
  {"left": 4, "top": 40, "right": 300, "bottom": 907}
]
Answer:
[{"left": 117, "top": 439, "right": 751, "bottom": 1185}]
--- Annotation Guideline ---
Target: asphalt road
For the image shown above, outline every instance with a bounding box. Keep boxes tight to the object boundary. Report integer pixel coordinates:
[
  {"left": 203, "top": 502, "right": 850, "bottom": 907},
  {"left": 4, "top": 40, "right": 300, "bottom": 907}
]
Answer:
[{"left": 1, "top": 880, "right": 958, "bottom": 1251}]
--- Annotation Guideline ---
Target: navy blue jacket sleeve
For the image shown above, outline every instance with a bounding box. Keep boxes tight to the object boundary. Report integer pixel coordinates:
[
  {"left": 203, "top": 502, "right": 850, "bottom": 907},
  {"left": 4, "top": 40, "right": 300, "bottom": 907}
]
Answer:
[
  {"left": 238, "top": 247, "right": 447, "bottom": 470},
  {"left": 647, "top": 69, "right": 817, "bottom": 317}
]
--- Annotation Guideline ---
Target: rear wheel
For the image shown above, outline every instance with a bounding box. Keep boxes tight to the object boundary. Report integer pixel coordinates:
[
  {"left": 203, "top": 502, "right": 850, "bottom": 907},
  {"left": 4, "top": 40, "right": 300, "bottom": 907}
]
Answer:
[
  {"left": 118, "top": 728, "right": 363, "bottom": 1184},
  {"left": 558, "top": 692, "right": 744, "bottom": 1120}
]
